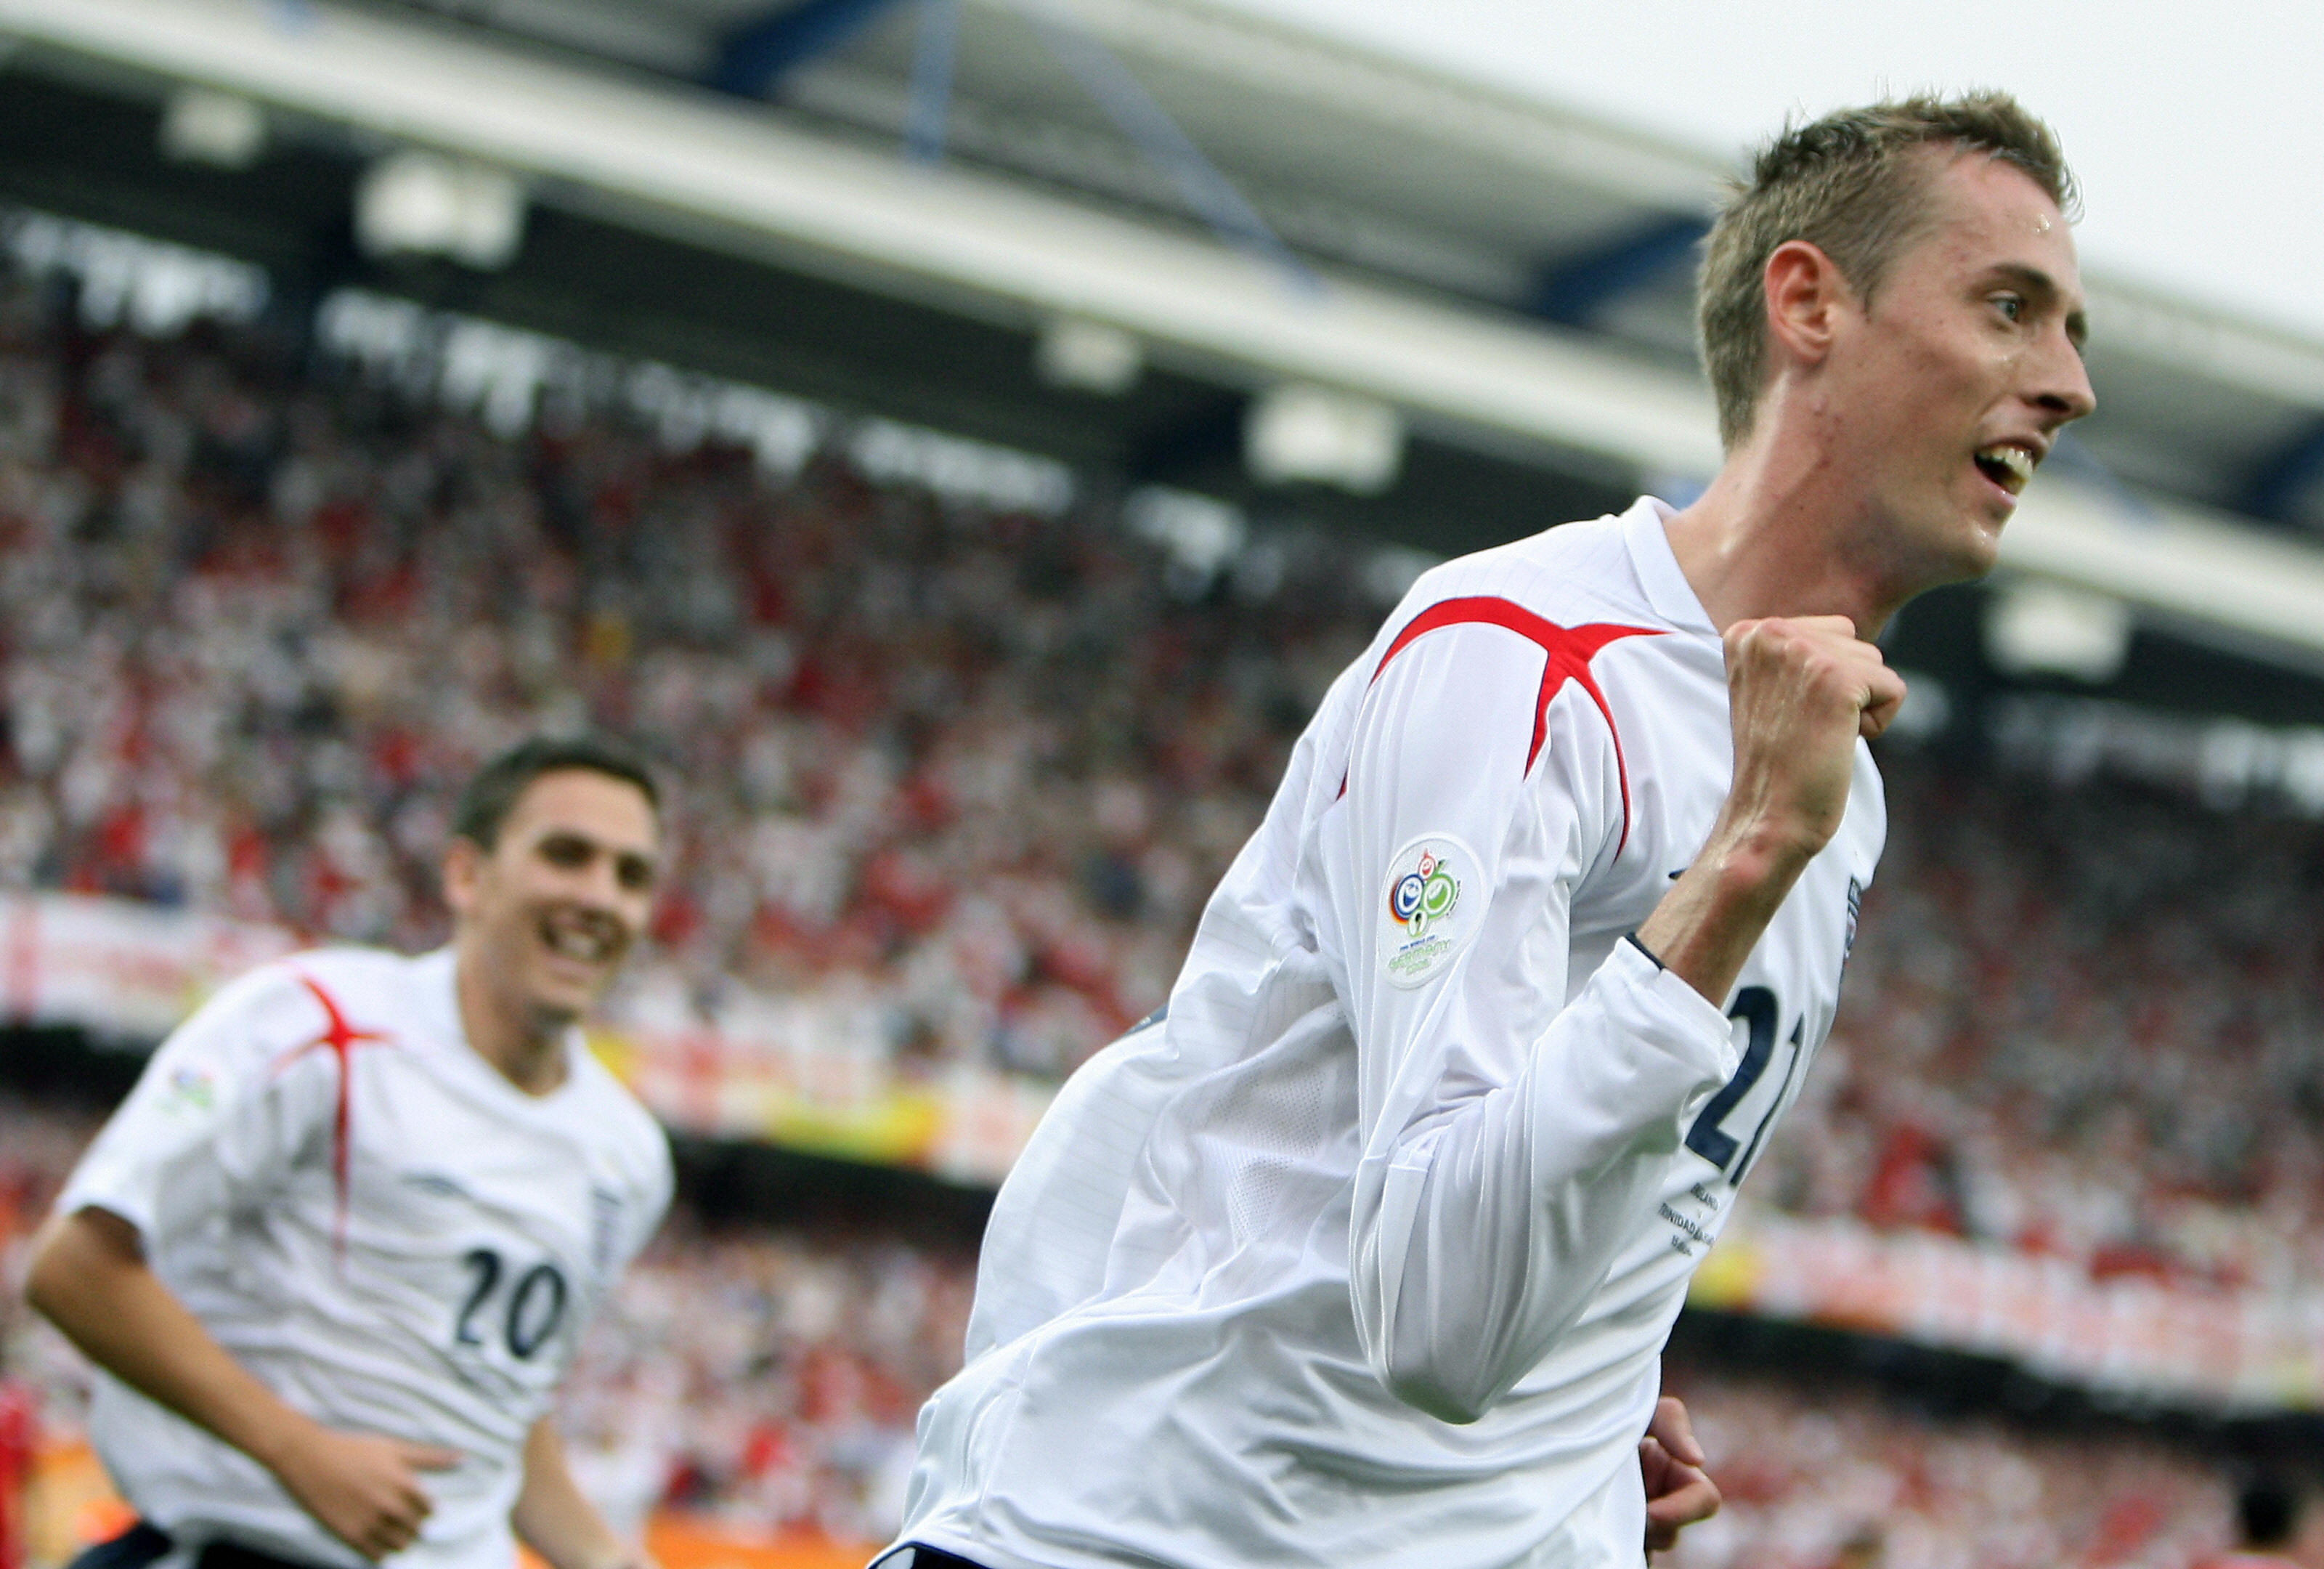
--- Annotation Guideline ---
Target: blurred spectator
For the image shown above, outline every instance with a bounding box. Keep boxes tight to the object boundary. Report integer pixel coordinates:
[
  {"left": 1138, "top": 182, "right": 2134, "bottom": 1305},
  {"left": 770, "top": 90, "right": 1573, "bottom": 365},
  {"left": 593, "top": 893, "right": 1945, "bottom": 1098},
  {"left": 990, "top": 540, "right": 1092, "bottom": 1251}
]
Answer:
[
  {"left": 2191, "top": 1475, "right": 2324, "bottom": 1568},
  {"left": 1657, "top": 1362, "right": 2231, "bottom": 1569},
  {"left": 4, "top": 244, "right": 2324, "bottom": 1289}
]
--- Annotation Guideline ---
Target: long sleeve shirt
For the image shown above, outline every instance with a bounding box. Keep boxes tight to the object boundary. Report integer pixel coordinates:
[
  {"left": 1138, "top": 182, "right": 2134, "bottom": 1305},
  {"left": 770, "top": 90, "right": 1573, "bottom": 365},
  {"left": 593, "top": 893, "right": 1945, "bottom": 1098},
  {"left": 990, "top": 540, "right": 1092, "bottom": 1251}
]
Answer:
[
  {"left": 57, "top": 947, "right": 671, "bottom": 1569},
  {"left": 898, "top": 497, "right": 1886, "bottom": 1569}
]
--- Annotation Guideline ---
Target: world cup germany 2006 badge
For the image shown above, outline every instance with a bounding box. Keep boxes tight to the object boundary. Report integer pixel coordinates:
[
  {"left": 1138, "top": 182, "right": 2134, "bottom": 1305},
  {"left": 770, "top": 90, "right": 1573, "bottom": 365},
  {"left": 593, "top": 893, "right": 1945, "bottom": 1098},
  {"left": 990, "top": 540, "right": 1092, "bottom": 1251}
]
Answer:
[{"left": 1378, "top": 834, "right": 1484, "bottom": 989}]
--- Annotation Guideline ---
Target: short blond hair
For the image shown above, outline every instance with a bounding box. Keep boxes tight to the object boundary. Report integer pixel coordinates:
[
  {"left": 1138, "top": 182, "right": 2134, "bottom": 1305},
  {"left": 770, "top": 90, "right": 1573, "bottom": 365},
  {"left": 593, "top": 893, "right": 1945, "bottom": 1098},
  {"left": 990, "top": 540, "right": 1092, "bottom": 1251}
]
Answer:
[{"left": 1697, "top": 92, "right": 2077, "bottom": 450}]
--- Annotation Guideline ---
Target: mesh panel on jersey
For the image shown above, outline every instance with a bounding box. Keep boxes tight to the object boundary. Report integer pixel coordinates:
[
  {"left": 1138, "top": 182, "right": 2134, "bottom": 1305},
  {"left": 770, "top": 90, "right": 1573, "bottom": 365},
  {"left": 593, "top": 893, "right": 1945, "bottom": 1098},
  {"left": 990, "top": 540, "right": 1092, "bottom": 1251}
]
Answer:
[{"left": 1214, "top": 1033, "right": 1343, "bottom": 1254}]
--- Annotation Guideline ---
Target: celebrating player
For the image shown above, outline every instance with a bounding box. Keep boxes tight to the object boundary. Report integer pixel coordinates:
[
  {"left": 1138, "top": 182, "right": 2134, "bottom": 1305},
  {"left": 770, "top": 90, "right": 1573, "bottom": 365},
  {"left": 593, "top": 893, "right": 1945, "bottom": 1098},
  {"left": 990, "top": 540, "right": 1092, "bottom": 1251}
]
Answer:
[
  {"left": 882, "top": 92, "right": 2095, "bottom": 1568},
  {"left": 26, "top": 737, "right": 674, "bottom": 1569}
]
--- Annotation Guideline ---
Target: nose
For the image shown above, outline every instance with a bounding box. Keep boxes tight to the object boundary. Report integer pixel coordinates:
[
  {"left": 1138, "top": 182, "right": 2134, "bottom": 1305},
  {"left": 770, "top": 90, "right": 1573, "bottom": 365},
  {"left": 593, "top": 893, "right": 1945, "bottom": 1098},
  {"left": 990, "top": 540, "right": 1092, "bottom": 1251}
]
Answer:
[
  {"left": 2032, "top": 325, "right": 2096, "bottom": 425},
  {"left": 572, "top": 851, "right": 629, "bottom": 912}
]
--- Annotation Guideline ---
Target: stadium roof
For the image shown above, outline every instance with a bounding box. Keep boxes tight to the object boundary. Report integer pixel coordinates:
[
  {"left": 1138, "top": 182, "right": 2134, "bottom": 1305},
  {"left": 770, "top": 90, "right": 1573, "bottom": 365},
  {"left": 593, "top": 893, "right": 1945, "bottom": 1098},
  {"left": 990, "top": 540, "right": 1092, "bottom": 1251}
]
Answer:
[{"left": 9, "top": 0, "right": 2324, "bottom": 685}]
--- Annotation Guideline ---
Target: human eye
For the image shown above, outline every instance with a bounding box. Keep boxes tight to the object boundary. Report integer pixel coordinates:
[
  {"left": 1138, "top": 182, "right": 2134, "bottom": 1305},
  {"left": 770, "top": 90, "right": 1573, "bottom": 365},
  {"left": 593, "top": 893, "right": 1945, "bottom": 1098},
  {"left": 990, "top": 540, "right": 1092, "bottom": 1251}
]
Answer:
[
  {"left": 615, "top": 854, "right": 656, "bottom": 891},
  {"left": 538, "top": 833, "right": 591, "bottom": 868},
  {"left": 1991, "top": 293, "right": 2026, "bottom": 323}
]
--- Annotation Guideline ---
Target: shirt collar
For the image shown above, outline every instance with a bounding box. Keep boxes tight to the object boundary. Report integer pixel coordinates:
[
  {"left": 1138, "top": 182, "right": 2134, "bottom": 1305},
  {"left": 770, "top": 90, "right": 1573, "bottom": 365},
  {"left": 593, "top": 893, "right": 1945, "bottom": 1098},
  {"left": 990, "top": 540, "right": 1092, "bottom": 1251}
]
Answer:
[
  {"left": 413, "top": 946, "right": 465, "bottom": 1043},
  {"left": 1622, "top": 495, "right": 1718, "bottom": 637},
  {"left": 418, "top": 945, "right": 585, "bottom": 1100}
]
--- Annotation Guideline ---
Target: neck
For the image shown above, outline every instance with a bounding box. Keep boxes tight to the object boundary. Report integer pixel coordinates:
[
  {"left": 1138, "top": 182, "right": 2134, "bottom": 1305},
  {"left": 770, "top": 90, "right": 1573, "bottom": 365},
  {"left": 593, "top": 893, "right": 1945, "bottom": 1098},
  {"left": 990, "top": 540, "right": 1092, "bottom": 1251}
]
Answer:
[
  {"left": 452, "top": 943, "right": 571, "bottom": 1096},
  {"left": 1665, "top": 402, "right": 1908, "bottom": 639}
]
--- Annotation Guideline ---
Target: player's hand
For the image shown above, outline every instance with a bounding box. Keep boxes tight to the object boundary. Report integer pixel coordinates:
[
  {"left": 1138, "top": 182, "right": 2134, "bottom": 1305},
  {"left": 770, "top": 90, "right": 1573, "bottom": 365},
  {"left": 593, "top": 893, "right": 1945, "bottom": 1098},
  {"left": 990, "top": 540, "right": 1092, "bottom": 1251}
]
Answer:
[
  {"left": 269, "top": 1424, "right": 461, "bottom": 1561},
  {"left": 1719, "top": 615, "right": 1904, "bottom": 865},
  {"left": 1639, "top": 1395, "right": 1720, "bottom": 1554}
]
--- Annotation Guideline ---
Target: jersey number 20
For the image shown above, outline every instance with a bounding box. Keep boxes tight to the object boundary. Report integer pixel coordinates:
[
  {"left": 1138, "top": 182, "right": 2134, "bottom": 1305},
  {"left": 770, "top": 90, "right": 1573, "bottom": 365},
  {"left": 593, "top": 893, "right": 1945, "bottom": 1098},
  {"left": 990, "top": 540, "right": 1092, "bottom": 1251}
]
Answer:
[{"left": 455, "top": 1248, "right": 569, "bottom": 1360}]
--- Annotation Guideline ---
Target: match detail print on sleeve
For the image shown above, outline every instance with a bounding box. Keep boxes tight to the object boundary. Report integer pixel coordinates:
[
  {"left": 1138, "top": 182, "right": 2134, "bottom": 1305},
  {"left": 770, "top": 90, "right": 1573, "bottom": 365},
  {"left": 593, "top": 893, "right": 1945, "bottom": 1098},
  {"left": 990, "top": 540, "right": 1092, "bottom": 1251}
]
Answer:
[{"left": 1378, "top": 834, "right": 1486, "bottom": 989}]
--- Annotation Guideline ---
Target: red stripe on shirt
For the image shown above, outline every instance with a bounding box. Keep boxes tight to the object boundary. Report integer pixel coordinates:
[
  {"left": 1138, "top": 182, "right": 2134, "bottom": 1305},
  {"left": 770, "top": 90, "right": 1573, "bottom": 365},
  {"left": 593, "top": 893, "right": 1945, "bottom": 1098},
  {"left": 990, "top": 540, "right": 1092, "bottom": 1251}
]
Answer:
[
  {"left": 1358, "top": 596, "right": 1659, "bottom": 854},
  {"left": 272, "top": 975, "right": 394, "bottom": 1264}
]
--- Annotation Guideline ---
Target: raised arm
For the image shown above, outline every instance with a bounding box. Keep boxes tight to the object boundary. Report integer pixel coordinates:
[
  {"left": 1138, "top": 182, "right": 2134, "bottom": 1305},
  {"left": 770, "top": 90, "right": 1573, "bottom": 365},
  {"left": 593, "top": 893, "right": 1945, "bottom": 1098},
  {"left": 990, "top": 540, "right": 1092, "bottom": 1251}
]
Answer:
[{"left": 1344, "top": 613, "right": 1898, "bottom": 1422}]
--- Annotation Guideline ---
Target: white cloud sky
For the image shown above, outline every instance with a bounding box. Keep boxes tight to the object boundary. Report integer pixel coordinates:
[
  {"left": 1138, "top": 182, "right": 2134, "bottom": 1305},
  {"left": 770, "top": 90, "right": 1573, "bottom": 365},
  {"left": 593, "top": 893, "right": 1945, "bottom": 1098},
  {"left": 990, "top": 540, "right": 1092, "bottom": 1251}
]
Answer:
[{"left": 1223, "top": 0, "right": 2324, "bottom": 343}]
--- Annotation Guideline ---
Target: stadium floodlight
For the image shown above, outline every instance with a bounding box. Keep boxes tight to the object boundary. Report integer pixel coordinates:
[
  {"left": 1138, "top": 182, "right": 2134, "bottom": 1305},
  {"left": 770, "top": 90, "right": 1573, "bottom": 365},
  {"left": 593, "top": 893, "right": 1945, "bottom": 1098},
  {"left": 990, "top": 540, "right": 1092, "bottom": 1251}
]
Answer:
[
  {"left": 1035, "top": 315, "right": 1142, "bottom": 395},
  {"left": 1983, "top": 577, "right": 2133, "bottom": 684},
  {"left": 160, "top": 84, "right": 264, "bottom": 169},
  {"left": 1245, "top": 383, "right": 1402, "bottom": 495},
  {"left": 354, "top": 150, "right": 526, "bottom": 269}
]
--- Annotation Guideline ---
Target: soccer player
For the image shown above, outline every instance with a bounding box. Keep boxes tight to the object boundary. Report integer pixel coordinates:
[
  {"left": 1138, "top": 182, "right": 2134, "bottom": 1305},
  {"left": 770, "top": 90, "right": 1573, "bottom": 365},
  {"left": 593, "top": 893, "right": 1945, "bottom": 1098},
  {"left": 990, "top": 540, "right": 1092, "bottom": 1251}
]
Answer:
[
  {"left": 25, "top": 737, "right": 674, "bottom": 1569},
  {"left": 883, "top": 92, "right": 2095, "bottom": 1568}
]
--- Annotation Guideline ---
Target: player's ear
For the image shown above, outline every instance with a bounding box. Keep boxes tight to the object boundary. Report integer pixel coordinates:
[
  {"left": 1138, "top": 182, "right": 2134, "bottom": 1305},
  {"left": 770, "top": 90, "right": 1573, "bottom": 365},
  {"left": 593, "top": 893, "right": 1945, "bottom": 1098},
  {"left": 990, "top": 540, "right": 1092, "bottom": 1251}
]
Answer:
[
  {"left": 1763, "top": 239, "right": 1848, "bottom": 367},
  {"left": 442, "top": 834, "right": 485, "bottom": 918}
]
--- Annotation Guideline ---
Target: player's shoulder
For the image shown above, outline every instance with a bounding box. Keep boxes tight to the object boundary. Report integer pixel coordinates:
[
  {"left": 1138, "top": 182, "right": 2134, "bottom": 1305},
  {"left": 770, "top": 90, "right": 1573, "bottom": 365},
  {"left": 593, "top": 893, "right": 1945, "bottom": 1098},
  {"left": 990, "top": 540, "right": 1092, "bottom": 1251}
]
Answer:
[
  {"left": 1394, "top": 505, "right": 1659, "bottom": 635},
  {"left": 264, "top": 944, "right": 455, "bottom": 1034},
  {"left": 143, "top": 946, "right": 411, "bottom": 1079},
  {"left": 182, "top": 944, "right": 400, "bottom": 1029},
  {"left": 275, "top": 942, "right": 428, "bottom": 994}
]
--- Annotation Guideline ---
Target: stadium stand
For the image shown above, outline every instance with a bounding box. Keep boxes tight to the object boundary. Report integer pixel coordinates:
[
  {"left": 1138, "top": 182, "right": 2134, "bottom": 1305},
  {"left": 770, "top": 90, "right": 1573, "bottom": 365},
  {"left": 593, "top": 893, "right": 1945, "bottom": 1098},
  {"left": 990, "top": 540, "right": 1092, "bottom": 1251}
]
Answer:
[
  {"left": 7, "top": 251, "right": 2324, "bottom": 1281},
  {"left": 0, "top": 259, "right": 1316, "bottom": 1080},
  {"left": 1762, "top": 763, "right": 2324, "bottom": 1295}
]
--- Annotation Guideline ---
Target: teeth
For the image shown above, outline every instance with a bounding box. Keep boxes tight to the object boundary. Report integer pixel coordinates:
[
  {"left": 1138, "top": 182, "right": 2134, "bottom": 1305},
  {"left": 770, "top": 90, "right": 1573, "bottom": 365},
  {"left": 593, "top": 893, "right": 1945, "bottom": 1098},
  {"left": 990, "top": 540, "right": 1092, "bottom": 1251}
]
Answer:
[
  {"left": 1977, "top": 444, "right": 2035, "bottom": 495},
  {"left": 543, "top": 921, "right": 609, "bottom": 962}
]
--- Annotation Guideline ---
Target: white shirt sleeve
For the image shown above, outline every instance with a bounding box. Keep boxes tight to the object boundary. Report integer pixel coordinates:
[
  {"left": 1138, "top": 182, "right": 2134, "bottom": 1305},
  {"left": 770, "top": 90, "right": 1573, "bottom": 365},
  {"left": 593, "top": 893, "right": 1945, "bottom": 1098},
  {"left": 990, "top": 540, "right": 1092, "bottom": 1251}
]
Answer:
[
  {"left": 1336, "top": 620, "right": 1738, "bottom": 1424},
  {"left": 57, "top": 964, "right": 336, "bottom": 1243}
]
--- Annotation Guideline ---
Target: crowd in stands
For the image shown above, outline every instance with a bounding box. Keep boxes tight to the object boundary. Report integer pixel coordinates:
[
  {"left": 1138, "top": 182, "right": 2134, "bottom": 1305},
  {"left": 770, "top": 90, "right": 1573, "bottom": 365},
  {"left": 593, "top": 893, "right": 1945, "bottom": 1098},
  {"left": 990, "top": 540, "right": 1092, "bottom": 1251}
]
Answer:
[
  {"left": 1656, "top": 1360, "right": 2231, "bottom": 1569},
  {"left": 1752, "top": 766, "right": 2324, "bottom": 1298},
  {"left": 0, "top": 263, "right": 1376, "bottom": 1085}
]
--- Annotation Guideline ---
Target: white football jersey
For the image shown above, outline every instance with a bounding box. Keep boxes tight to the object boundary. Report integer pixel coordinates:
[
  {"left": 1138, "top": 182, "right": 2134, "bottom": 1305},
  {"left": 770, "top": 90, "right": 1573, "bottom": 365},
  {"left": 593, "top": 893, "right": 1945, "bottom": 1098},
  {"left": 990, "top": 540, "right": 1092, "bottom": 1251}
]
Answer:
[
  {"left": 898, "top": 498, "right": 1885, "bottom": 1569},
  {"left": 57, "top": 946, "right": 673, "bottom": 1569}
]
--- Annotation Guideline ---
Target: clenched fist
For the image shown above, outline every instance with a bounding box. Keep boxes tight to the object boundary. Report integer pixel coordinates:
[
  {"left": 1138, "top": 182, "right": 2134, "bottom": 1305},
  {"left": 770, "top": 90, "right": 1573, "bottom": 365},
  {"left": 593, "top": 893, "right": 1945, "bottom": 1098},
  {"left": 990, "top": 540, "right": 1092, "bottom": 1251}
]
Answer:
[
  {"left": 1636, "top": 616, "right": 1904, "bottom": 1008},
  {"left": 1719, "top": 615, "right": 1906, "bottom": 865}
]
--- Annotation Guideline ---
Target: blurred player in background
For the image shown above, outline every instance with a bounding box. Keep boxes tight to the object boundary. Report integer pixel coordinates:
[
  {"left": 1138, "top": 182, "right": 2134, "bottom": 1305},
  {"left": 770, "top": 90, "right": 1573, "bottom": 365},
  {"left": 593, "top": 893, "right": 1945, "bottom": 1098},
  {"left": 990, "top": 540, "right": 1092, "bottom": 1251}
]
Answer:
[
  {"left": 2200, "top": 1476, "right": 2324, "bottom": 1568},
  {"left": 885, "top": 92, "right": 2094, "bottom": 1568},
  {"left": 23, "top": 737, "right": 673, "bottom": 1569}
]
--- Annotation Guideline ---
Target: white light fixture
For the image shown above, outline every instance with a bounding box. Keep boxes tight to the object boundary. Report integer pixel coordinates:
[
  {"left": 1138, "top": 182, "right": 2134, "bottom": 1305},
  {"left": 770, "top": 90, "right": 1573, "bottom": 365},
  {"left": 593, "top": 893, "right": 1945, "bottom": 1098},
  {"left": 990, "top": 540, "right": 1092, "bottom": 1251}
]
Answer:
[
  {"left": 160, "top": 85, "right": 266, "bottom": 169},
  {"left": 1035, "top": 315, "right": 1141, "bottom": 395},
  {"left": 1245, "top": 383, "right": 1402, "bottom": 495},
  {"left": 1882, "top": 669, "right": 1952, "bottom": 743},
  {"left": 354, "top": 150, "right": 526, "bottom": 269},
  {"left": 1125, "top": 485, "right": 1246, "bottom": 597},
  {"left": 1984, "top": 579, "right": 2133, "bottom": 684}
]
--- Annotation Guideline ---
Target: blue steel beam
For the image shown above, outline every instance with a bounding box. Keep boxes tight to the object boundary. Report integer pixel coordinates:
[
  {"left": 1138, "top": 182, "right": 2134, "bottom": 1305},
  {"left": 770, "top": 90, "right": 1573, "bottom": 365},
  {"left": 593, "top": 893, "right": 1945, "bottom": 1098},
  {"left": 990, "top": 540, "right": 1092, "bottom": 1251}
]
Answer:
[
  {"left": 903, "top": 0, "right": 959, "bottom": 164},
  {"left": 710, "top": 0, "right": 913, "bottom": 98},
  {"left": 2245, "top": 418, "right": 2324, "bottom": 526},
  {"left": 1533, "top": 215, "right": 1707, "bottom": 328},
  {"left": 1032, "top": 17, "right": 1318, "bottom": 296}
]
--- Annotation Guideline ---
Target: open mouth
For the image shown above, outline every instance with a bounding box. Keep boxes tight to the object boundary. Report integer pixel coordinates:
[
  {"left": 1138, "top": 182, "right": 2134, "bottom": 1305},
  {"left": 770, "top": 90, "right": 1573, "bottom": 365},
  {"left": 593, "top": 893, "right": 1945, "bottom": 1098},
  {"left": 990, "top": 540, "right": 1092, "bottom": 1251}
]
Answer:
[
  {"left": 538, "top": 910, "right": 621, "bottom": 969},
  {"left": 1973, "top": 443, "right": 2037, "bottom": 498}
]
